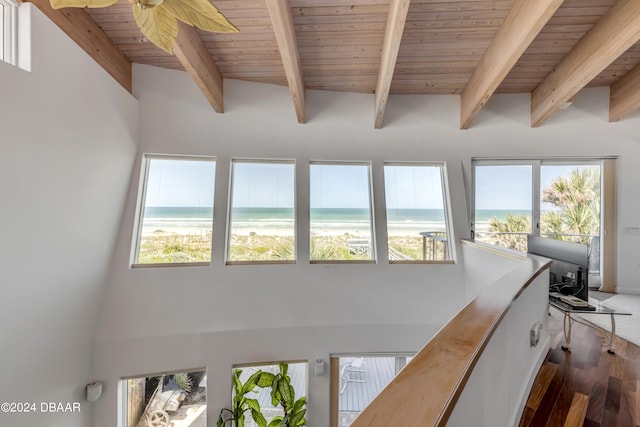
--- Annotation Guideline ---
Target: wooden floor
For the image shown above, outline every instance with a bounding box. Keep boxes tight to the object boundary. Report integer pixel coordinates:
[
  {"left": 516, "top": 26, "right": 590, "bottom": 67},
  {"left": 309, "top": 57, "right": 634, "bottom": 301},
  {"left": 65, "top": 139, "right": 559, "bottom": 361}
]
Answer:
[{"left": 519, "top": 310, "right": 640, "bottom": 427}]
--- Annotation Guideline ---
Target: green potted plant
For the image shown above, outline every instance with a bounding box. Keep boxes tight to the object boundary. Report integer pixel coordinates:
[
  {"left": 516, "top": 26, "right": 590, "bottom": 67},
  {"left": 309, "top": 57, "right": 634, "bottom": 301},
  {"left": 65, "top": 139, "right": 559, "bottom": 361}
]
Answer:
[
  {"left": 217, "top": 369, "right": 274, "bottom": 427},
  {"left": 266, "top": 363, "right": 307, "bottom": 427}
]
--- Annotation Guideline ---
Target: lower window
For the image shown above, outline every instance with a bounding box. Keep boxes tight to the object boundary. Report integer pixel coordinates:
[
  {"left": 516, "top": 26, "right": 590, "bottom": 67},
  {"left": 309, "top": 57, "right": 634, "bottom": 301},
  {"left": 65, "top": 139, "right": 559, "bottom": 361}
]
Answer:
[
  {"left": 121, "top": 369, "right": 207, "bottom": 427},
  {"left": 220, "top": 361, "right": 307, "bottom": 427},
  {"left": 331, "top": 354, "right": 413, "bottom": 427}
]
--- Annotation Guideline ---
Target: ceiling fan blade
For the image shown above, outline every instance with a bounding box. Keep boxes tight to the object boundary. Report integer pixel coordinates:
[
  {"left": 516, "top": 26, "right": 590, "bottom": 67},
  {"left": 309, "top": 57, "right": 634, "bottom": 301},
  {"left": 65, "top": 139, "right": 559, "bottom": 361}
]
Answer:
[
  {"left": 133, "top": 4, "right": 179, "bottom": 54},
  {"left": 50, "top": 0, "right": 118, "bottom": 8},
  {"left": 162, "top": 0, "right": 239, "bottom": 34}
]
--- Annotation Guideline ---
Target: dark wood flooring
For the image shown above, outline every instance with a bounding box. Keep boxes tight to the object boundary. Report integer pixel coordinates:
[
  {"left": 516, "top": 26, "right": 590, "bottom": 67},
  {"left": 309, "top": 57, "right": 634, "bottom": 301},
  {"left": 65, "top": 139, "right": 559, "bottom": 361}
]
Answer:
[{"left": 519, "top": 310, "right": 640, "bottom": 427}]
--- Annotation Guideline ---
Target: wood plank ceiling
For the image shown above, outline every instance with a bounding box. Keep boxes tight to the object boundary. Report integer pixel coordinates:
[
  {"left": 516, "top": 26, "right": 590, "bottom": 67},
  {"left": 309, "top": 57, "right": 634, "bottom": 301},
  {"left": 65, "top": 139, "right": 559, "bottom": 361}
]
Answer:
[{"left": 27, "top": 0, "right": 640, "bottom": 128}]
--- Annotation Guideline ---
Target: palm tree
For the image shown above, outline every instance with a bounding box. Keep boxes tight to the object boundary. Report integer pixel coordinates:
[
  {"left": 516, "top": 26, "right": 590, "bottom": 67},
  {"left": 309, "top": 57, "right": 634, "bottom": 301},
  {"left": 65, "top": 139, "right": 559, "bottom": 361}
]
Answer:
[
  {"left": 541, "top": 167, "right": 600, "bottom": 244},
  {"left": 488, "top": 213, "right": 530, "bottom": 251}
]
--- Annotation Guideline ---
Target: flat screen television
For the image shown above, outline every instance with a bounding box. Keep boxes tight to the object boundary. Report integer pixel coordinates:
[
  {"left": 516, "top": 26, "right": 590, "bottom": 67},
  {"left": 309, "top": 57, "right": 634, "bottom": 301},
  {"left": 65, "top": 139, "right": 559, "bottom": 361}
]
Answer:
[{"left": 527, "top": 235, "right": 589, "bottom": 301}]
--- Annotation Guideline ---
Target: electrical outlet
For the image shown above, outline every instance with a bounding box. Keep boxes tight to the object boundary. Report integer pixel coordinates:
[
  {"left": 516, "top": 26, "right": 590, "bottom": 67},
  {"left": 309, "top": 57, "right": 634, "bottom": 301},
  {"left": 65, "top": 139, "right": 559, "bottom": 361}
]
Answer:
[
  {"left": 530, "top": 322, "right": 542, "bottom": 347},
  {"left": 624, "top": 226, "right": 640, "bottom": 235}
]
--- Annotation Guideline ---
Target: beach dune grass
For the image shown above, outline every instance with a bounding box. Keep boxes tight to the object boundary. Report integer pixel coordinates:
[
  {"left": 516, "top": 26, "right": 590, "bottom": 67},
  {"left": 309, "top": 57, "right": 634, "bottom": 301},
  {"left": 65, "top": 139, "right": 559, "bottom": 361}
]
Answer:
[
  {"left": 137, "top": 230, "right": 212, "bottom": 264},
  {"left": 137, "top": 231, "right": 449, "bottom": 264},
  {"left": 228, "top": 235, "right": 295, "bottom": 261},
  {"left": 310, "top": 235, "right": 372, "bottom": 261}
]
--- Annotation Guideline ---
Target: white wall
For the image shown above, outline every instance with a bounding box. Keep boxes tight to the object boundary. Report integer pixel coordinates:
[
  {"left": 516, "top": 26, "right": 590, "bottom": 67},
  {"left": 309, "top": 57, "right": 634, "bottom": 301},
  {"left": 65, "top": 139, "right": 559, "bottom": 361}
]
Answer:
[
  {"left": 93, "top": 63, "right": 640, "bottom": 427},
  {"left": 0, "top": 5, "right": 138, "bottom": 427},
  {"left": 448, "top": 262, "right": 550, "bottom": 427},
  {"left": 462, "top": 242, "right": 524, "bottom": 299}
]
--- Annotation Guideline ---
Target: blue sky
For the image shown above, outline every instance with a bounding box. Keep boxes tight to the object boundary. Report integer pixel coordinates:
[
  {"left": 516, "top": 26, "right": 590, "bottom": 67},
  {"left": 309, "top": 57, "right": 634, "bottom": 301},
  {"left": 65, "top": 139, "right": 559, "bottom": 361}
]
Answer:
[
  {"left": 475, "top": 164, "right": 600, "bottom": 211},
  {"left": 144, "top": 159, "right": 598, "bottom": 211},
  {"left": 146, "top": 161, "right": 447, "bottom": 210},
  {"left": 475, "top": 165, "right": 532, "bottom": 210},
  {"left": 232, "top": 162, "right": 295, "bottom": 208},
  {"left": 384, "top": 165, "right": 444, "bottom": 209},
  {"left": 310, "top": 164, "right": 371, "bottom": 209},
  {"left": 145, "top": 158, "right": 215, "bottom": 207}
]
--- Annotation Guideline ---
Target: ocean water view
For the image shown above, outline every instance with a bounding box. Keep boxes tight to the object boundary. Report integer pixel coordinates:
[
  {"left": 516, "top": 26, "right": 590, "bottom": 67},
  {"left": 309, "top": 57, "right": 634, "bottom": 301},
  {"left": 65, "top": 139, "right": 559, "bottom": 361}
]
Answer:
[
  {"left": 141, "top": 206, "right": 214, "bottom": 235},
  {"left": 141, "top": 207, "right": 528, "bottom": 236}
]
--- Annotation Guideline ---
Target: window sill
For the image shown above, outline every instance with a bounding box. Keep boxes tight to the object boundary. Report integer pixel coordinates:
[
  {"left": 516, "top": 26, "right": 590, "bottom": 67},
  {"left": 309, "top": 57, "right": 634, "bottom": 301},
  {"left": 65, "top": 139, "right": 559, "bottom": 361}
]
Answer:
[
  {"left": 132, "top": 262, "right": 211, "bottom": 269},
  {"left": 310, "top": 260, "right": 376, "bottom": 265},
  {"left": 389, "top": 260, "right": 455, "bottom": 265},
  {"left": 225, "top": 260, "right": 296, "bottom": 266}
]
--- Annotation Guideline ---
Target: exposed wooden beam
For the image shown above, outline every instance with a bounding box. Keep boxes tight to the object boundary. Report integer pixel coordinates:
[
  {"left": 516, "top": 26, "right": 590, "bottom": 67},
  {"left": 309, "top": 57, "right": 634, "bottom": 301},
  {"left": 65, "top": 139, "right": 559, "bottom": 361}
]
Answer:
[
  {"left": 374, "top": 0, "right": 410, "bottom": 129},
  {"left": 266, "top": 0, "right": 305, "bottom": 123},
  {"left": 24, "top": 0, "right": 132, "bottom": 93},
  {"left": 609, "top": 63, "right": 640, "bottom": 122},
  {"left": 460, "top": 0, "right": 563, "bottom": 129},
  {"left": 173, "top": 22, "right": 224, "bottom": 113},
  {"left": 531, "top": 0, "right": 640, "bottom": 127}
]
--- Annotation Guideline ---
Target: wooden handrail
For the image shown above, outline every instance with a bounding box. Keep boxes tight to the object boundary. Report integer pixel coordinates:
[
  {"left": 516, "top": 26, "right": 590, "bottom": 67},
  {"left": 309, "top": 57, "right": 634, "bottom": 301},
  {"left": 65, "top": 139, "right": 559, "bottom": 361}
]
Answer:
[{"left": 350, "top": 250, "right": 551, "bottom": 427}]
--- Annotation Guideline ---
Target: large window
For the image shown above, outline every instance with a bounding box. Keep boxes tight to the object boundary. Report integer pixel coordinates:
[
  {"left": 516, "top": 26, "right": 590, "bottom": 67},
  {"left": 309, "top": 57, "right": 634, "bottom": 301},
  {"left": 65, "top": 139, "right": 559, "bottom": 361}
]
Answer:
[
  {"left": 473, "top": 158, "right": 609, "bottom": 286},
  {"left": 0, "top": 0, "right": 17, "bottom": 65},
  {"left": 384, "top": 163, "right": 452, "bottom": 262},
  {"left": 133, "top": 155, "right": 216, "bottom": 266},
  {"left": 227, "top": 159, "right": 296, "bottom": 263},
  {"left": 309, "top": 162, "right": 375, "bottom": 262}
]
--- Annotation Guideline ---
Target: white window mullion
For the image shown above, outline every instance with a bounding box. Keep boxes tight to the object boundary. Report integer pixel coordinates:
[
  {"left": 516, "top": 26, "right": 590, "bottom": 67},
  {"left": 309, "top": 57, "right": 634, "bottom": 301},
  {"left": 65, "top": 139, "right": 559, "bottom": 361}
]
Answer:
[
  {"left": 532, "top": 160, "right": 541, "bottom": 237},
  {"left": 1, "top": 0, "right": 18, "bottom": 65},
  {"left": 600, "top": 158, "right": 616, "bottom": 292}
]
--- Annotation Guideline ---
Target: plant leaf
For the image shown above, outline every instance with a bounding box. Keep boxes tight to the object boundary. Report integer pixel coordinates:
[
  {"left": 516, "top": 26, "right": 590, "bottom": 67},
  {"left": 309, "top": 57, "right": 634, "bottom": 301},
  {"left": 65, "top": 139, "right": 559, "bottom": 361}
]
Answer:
[
  {"left": 268, "top": 416, "right": 284, "bottom": 427},
  {"left": 233, "top": 370, "right": 243, "bottom": 396},
  {"left": 245, "top": 398, "right": 260, "bottom": 413},
  {"left": 251, "top": 409, "right": 268, "bottom": 427},
  {"left": 133, "top": 4, "right": 178, "bottom": 54},
  {"left": 278, "top": 381, "right": 294, "bottom": 407},
  {"left": 257, "top": 372, "right": 275, "bottom": 388},
  {"left": 242, "top": 371, "right": 262, "bottom": 394},
  {"left": 280, "top": 363, "right": 289, "bottom": 377},
  {"left": 292, "top": 397, "right": 306, "bottom": 415},
  {"left": 290, "top": 408, "right": 306, "bottom": 426},
  {"left": 50, "top": 0, "right": 118, "bottom": 9},
  {"left": 162, "top": 0, "right": 239, "bottom": 33}
]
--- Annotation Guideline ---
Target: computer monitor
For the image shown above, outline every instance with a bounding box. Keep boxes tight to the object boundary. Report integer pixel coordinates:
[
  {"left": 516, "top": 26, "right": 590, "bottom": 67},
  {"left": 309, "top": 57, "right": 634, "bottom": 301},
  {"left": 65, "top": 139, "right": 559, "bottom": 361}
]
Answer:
[{"left": 527, "top": 235, "right": 589, "bottom": 301}]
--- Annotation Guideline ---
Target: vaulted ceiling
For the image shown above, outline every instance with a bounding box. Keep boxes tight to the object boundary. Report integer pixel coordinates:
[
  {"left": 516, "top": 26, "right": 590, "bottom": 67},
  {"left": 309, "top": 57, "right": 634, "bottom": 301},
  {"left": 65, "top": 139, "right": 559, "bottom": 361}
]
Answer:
[{"left": 25, "top": 0, "right": 640, "bottom": 128}]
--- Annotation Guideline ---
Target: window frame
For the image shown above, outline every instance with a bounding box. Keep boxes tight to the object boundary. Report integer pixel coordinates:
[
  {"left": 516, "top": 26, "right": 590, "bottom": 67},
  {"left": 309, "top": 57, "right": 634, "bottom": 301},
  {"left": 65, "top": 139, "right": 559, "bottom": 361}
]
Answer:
[
  {"left": 0, "top": 0, "right": 18, "bottom": 65},
  {"left": 471, "top": 157, "right": 614, "bottom": 289},
  {"left": 132, "top": 154, "right": 216, "bottom": 268},
  {"left": 383, "top": 161, "right": 454, "bottom": 264},
  {"left": 309, "top": 160, "right": 376, "bottom": 264},
  {"left": 225, "top": 158, "right": 297, "bottom": 265}
]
